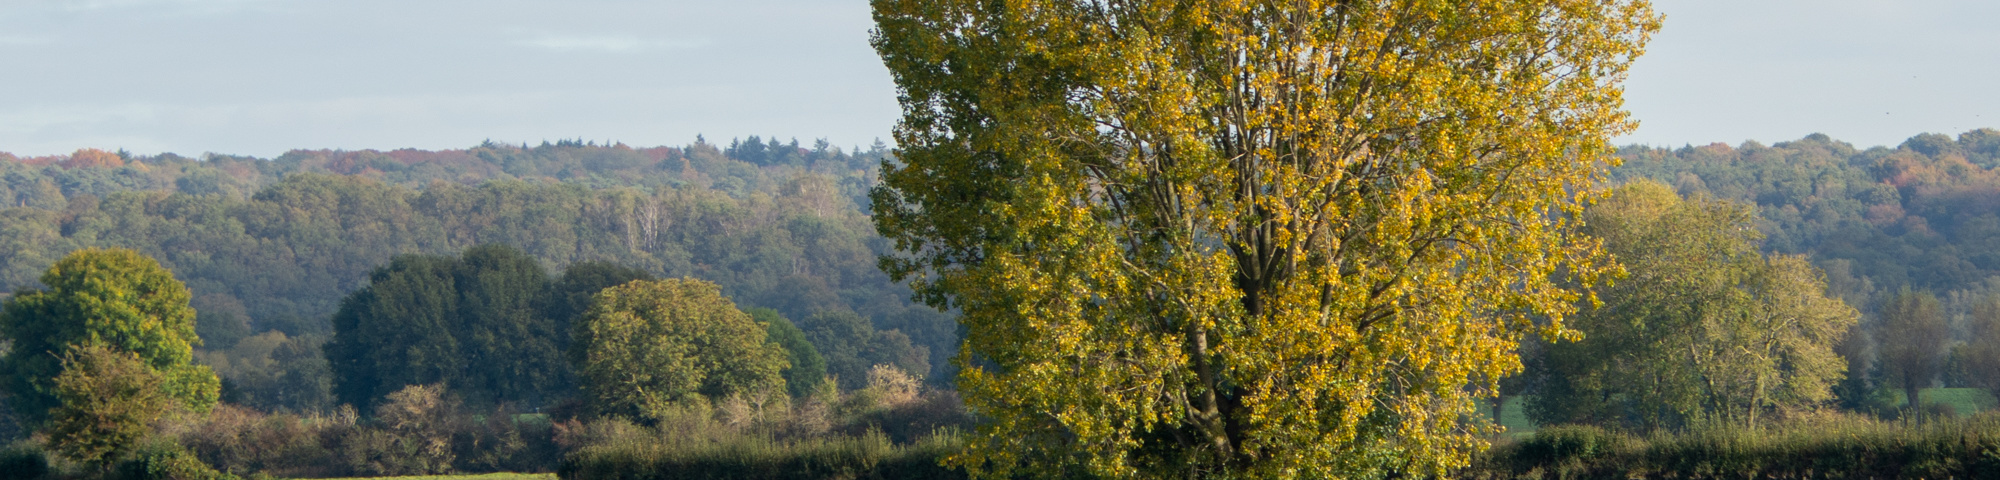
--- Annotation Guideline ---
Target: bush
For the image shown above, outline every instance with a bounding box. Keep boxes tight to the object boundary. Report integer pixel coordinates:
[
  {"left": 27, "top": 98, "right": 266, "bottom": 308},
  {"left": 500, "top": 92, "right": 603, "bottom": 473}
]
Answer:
[
  {"left": 0, "top": 443, "right": 49, "bottom": 480},
  {"left": 115, "top": 441, "right": 239, "bottom": 480},
  {"left": 174, "top": 404, "right": 336, "bottom": 477},
  {"left": 1511, "top": 425, "right": 1627, "bottom": 468},
  {"left": 173, "top": 386, "right": 562, "bottom": 477},
  {"left": 1463, "top": 412, "right": 2000, "bottom": 479},
  {"left": 454, "top": 410, "right": 559, "bottom": 473},
  {"left": 556, "top": 381, "right": 974, "bottom": 480},
  {"left": 560, "top": 427, "right": 964, "bottom": 480}
]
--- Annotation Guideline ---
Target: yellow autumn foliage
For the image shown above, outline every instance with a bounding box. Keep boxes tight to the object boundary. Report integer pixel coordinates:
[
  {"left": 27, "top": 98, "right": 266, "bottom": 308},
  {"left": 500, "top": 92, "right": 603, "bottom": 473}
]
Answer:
[{"left": 870, "top": 0, "right": 1658, "bottom": 477}]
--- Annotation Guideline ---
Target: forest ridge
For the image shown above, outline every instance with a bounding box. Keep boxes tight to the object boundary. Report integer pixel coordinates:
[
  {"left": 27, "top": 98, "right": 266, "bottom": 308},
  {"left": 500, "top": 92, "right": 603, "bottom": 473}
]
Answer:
[{"left": 0, "top": 129, "right": 1996, "bottom": 411}]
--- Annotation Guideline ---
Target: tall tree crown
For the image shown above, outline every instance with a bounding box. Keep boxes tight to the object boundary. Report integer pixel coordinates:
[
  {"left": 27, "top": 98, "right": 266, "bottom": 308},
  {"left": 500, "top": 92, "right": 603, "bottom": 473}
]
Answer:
[{"left": 872, "top": 0, "right": 1657, "bottom": 477}]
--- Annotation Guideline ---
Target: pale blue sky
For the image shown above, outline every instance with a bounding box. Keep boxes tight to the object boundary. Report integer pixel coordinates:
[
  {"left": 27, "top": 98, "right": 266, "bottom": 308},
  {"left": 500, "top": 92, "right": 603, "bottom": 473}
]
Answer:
[{"left": 0, "top": 0, "right": 1994, "bottom": 157}]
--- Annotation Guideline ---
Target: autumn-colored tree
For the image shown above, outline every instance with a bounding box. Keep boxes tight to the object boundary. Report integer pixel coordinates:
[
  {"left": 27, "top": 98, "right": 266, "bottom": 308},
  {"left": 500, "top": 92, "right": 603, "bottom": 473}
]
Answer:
[
  {"left": 0, "top": 248, "right": 219, "bottom": 426},
  {"left": 45, "top": 343, "right": 173, "bottom": 472},
  {"left": 870, "top": 0, "right": 1657, "bottom": 477},
  {"left": 1879, "top": 288, "right": 1948, "bottom": 411},
  {"left": 570, "top": 278, "right": 788, "bottom": 422},
  {"left": 1528, "top": 181, "right": 1855, "bottom": 430},
  {"left": 62, "top": 148, "right": 125, "bottom": 169}
]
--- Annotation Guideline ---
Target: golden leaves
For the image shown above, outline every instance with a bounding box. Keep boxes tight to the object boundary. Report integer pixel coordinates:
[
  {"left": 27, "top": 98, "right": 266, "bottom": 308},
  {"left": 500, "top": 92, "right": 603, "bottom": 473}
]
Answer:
[{"left": 872, "top": 0, "right": 1657, "bottom": 477}]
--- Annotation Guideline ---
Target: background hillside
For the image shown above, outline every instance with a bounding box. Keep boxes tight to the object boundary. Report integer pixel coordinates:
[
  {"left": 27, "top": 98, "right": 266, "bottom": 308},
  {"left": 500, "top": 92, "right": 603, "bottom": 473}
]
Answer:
[
  {"left": 0, "top": 137, "right": 957, "bottom": 412},
  {"left": 5, "top": 129, "right": 2000, "bottom": 409}
]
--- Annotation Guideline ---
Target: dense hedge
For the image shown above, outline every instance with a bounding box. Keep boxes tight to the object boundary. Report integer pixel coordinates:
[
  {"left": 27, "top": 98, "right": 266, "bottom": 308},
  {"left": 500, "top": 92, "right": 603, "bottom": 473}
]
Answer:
[
  {"left": 559, "top": 429, "right": 963, "bottom": 480},
  {"left": 1464, "top": 414, "right": 2000, "bottom": 479}
]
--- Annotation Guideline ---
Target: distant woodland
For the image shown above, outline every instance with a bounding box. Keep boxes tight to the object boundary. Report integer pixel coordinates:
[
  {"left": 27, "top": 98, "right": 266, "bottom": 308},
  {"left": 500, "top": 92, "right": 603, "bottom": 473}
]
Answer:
[
  {"left": 1608, "top": 129, "right": 2000, "bottom": 409},
  {"left": 0, "top": 137, "right": 954, "bottom": 417},
  {"left": 2, "top": 129, "right": 1999, "bottom": 430}
]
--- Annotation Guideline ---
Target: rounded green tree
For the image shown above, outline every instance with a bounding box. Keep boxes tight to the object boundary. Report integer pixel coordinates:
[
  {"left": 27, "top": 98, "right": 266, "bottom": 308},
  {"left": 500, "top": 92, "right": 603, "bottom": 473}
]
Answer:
[
  {"left": 747, "top": 307, "right": 827, "bottom": 398},
  {"left": 570, "top": 278, "right": 788, "bottom": 421},
  {"left": 0, "top": 248, "right": 220, "bottom": 426}
]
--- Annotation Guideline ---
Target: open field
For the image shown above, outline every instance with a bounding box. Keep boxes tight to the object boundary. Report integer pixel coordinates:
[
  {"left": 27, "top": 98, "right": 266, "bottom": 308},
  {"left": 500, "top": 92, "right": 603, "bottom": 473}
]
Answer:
[{"left": 1897, "top": 387, "right": 1999, "bottom": 414}]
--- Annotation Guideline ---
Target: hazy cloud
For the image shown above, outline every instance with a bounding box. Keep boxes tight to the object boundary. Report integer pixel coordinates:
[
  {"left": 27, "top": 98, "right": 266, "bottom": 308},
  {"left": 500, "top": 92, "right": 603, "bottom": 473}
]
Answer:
[{"left": 516, "top": 35, "right": 710, "bottom": 53}]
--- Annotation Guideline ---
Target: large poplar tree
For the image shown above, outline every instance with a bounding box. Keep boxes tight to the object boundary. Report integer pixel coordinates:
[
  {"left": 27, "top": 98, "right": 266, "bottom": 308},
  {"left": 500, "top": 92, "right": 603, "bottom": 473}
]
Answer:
[{"left": 870, "top": 0, "right": 1657, "bottom": 477}]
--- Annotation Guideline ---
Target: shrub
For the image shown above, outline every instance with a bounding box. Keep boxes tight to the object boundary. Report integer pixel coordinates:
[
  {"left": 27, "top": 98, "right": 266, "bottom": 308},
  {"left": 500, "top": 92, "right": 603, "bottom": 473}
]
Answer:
[
  {"left": 174, "top": 386, "right": 562, "bottom": 477},
  {"left": 556, "top": 383, "right": 975, "bottom": 480},
  {"left": 559, "top": 427, "right": 965, "bottom": 480},
  {"left": 1462, "top": 412, "right": 2000, "bottom": 479},
  {"left": 0, "top": 443, "right": 49, "bottom": 480},
  {"left": 115, "top": 441, "right": 238, "bottom": 480},
  {"left": 454, "top": 409, "right": 560, "bottom": 473},
  {"left": 46, "top": 344, "right": 175, "bottom": 471},
  {"left": 1513, "top": 425, "right": 1625, "bottom": 466}
]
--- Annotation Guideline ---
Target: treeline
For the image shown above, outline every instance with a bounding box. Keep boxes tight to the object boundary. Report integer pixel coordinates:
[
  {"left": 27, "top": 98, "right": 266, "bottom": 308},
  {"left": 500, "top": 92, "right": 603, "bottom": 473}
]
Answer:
[
  {"left": 0, "top": 139, "right": 955, "bottom": 415},
  {"left": 0, "top": 246, "right": 971, "bottom": 479},
  {"left": 1613, "top": 129, "right": 2000, "bottom": 296}
]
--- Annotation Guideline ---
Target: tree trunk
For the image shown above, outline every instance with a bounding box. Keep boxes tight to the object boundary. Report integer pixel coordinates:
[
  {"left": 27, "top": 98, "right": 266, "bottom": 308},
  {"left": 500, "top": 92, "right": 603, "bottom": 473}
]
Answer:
[{"left": 1905, "top": 383, "right": 1924, "bottom": 415}]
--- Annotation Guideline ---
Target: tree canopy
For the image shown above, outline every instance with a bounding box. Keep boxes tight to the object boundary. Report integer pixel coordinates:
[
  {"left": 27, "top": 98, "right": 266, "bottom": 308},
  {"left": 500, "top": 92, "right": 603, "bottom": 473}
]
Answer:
[
  {"left": 0, "top": 138, "right": 958, "bottom": 398},
  {"left": 0, "top": 248, "right": 219, "bottom": 426},
  {"left": 871, "top": 0, "right": 1657, "bottom": 477},
  {"left": 326, "top": 245, "right": 567, "bottom": 410},
  {"left": 748, "top": 307, "right": 828, "bottom": 398},
  {"left": 1529, "top": 181, "right": 1855, "bottom": 430},
  {"left": 44, "top": 344, "right": 174, "bottom": 471},
  {"left": 570, "top": 278, "right": 789, "bottom": 422}
]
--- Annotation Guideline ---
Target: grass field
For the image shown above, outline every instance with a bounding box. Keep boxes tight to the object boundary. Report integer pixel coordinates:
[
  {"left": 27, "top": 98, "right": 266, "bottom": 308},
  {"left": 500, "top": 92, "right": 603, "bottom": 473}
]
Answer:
[
  {"left": 1469, "top": 396, "right": 1537, "bottom": 438},
  {"left": 1896, "top": 387, "right": 1998, "bottom": 415},
  {"left": 308, "top": 473, "right": 554, "bottom": 480}
]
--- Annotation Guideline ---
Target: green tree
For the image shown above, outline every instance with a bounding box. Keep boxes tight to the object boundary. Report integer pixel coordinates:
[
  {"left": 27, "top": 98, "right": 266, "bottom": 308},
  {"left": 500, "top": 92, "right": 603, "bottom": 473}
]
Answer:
[
  {"left": 1879, "top": 288, "right": 1948, "bottom": 411},
  {"left": 542, "top": 260, "right": 656, "bottom": 349},
  {"left": 326, "top": 245, "right": 568, "bottom": 411},
  {"left": 570, "top": 278, "right": 788, "bottom": 422},
  {"left": 0, "top": 248, "right": 219, "bottom": 426},
  {"left": 452, "top": 244, "right": 561, "bottom": 408},
  {"left": 748, "top": 307, "right": 827, "bottom": 398},
  {"left": 327, "top": 254, "right": 463, "bottom": 411},
  {"left": 871, "top": 0, "right": 1656, "bottom": 476},
  {"left": 45, "top": 343, "right": 173, "bottom": 472},
  {"left": 1530, "top": 181, "right": 1855, "bottom": 430},
  {"left": 190, "top": 293, "right": 252, "bottom": 350},
  {"left": 799, "top": 309, "right": 929, "bottom": 391}
]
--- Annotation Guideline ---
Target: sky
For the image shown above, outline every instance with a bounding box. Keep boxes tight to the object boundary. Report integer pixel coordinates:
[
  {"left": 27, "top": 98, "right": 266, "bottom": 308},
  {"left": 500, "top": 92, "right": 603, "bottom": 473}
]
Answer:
[{"left": 0, "top": 0, "right": 1995, "bottom": 158}]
